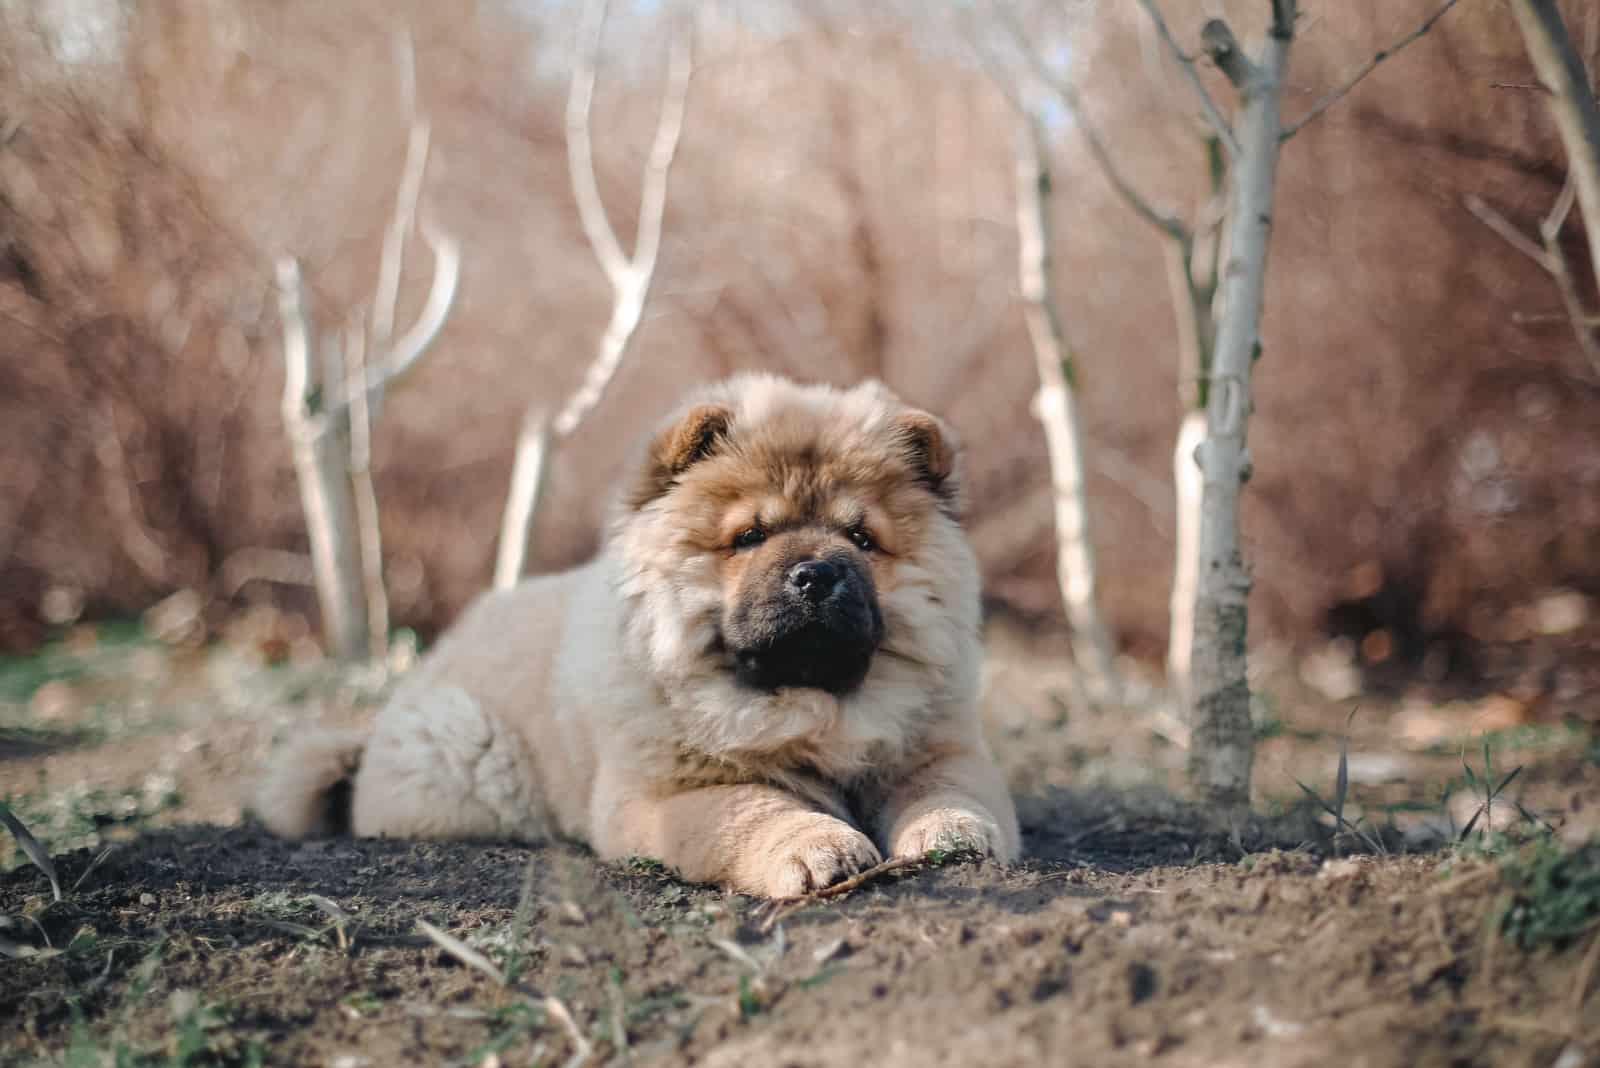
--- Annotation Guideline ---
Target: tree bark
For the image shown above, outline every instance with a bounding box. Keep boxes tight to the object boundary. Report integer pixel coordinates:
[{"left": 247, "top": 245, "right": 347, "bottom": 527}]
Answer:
[
  {"left": 276, "top": 259, "right": 368, "bottom": 660},
  {"left": 1187, "top": 9, "right": 1296, "bottom": 817}
]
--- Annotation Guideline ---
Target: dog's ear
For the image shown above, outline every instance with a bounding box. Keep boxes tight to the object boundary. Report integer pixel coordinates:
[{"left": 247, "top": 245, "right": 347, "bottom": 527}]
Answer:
[
  {"left": 891, "top": 409, "right": 963, "bottom": 515},
  {"left": 626, "top": 403, "right": 734, "bottom": 510}
]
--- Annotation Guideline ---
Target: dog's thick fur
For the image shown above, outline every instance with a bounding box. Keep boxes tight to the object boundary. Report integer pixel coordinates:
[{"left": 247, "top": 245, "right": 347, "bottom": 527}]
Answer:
[{"left": 252, "top": 375, "right": 1019, "bottom": 897}]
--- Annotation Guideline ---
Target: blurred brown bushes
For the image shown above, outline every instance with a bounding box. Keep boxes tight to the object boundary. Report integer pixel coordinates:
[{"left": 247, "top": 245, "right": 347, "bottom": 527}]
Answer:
[{"left": 2, "top": 0, "right": 1598, "bottom": 693}]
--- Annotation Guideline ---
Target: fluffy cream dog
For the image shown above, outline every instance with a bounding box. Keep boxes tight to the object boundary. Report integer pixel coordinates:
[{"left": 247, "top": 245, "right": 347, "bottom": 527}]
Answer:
[{"left": 252, "top": 374, "right": 1019, "bottom": 897}]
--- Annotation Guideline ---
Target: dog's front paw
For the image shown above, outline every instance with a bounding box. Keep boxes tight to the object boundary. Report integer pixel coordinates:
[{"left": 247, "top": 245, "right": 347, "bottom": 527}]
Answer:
[
  {"left": 758, "top": 815, "right": 882, "bottom": 898},
  {"left": 890, "top": 806, "right": 1009, "bottom": 863}
]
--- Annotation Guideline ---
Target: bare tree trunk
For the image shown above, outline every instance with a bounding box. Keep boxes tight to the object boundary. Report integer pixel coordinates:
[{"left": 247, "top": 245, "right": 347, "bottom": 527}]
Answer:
[
  {"left": 493, "top": 411, "right": 551, "bottom": 591},
  {"left": 1185, "top": 9, "right": 1296, "bottom": 817},
  {"left": 1013, "top": 111, "right": 1121, "bottom": 697},
  {"left": 1167, "top": 409, "right": 1206, "bottom": 703},
  {"left": 344, "top": 320, "right": 389, "bottom": 659},
  {"left": 1508, "top": 0, "right": 1600, "bottom": 293},
  {"left": 276, "top": 259, "right": 368, "bottom": 660},
  {"left": 493, "top": 0, "right": 692, "bottom": 590}
]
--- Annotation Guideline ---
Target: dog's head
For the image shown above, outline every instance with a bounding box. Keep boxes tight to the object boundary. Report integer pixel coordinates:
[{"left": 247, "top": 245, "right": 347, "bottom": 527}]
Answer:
[{"left": 610, "top": 374, "right": 980, "bottom": 765}]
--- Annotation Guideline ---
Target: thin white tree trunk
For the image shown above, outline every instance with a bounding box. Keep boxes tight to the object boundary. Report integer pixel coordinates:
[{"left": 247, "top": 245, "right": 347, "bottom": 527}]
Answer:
[
  {"left": 1167, "top": 409, "right": 1206, "bottom": 704},
  {"left": 493, "top": 3, "right": 691, "bottom": 588},
  {"left": 1014, "top": 112, "right": 1120, "bottom": 697},
  {"left": 494, "top": 412, "right": 551, "bottom": 591},
  {"left": 1187, "top": 10, "right": 1295, "bottom": 816},
  {"left": 344, "top": 320, "right": 389, "bottom": 659},
  {"left": 1508, "top": 0, "right": 1600, "bottom": 293},
  {"left": 276, "top": 259, "right": 368, "bottom": 660}
]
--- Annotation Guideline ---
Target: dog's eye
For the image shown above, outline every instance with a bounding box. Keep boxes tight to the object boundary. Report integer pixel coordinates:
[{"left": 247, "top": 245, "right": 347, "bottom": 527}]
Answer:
[
  {"left": 732, "top": 527, "right": 766, "bottom": 550},
  {"left": 847, "top": 526, "right": 876, "bottom": 552}
]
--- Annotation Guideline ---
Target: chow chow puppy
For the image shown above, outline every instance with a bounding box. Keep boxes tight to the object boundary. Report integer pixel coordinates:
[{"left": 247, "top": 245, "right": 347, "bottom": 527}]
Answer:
[{"left": 252, "top": 374, "right": 1019, "bottom": 897}]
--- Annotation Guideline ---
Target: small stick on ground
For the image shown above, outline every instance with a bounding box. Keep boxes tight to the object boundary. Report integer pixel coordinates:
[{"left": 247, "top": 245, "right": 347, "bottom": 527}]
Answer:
[
  {"left": 543, "top": 993, "right": 594, "bottom": 1068},
  {"left": 758, "top": 855, "right": 925, "bottom": 932},
  {"left": 415, "top": 918, "right": 506, "bottom": 985}
]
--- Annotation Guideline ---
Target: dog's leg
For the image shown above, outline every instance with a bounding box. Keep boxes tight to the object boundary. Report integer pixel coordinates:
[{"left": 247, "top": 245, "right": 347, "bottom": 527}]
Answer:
[
  {"left": 874, "top": 742, "right": 1020, "bottom": 864},
  {"left": 596, "top": 783, "right": 881, "bottom": 898},
  {"left": 350, "top": 683, "right": 544, "bottom": 841}
]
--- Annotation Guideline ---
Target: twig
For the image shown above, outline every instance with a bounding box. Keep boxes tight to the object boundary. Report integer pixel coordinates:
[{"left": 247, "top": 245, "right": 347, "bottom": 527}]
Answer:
[
  {"left": 371, "top": 119, "right": 431, "bottom": 348},
  {"left": 543, "top": 994, "right": 594, "bottom": 1068},
  {"left": 758, "top": 855, "right": 924, "bottom": 931},
  {"left": 1466, "top": 189, "right": 1600, "bottom": 372},
  {"left": 566, "top": 0, "right": 629, "bottom": 289},
  {"left": 1133, "top": 0, "right": 1240, "bottom": 156},
  {"left": 1510, "top": 0, "right": 1600, "bottom": 320},
  {"left": 1464, "top": 194, "right": 1552, "bottom": 267},
  {"left": 1282, "top": 0, "right": 1465, "bottom": 139},
  {"left": 415, "top": 918, "right": 507, "bottom": 985},
  {"left": 349, "top": 220, "right": 460, "bottom": 408}
]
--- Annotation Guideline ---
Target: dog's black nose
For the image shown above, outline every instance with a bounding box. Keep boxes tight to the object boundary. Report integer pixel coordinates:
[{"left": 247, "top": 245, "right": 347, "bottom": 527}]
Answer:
[{"left": 787, "top": 559, "right": 840, "bottom": 603}]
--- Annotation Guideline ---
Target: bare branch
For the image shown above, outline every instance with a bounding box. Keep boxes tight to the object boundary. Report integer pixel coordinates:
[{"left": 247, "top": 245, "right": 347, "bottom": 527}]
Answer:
[
  {"left": 1468, "top": 188, "right": 1600, "bottom": 373},
  {"left": 1134, "top": 0, "right": 1240, "bottom": 156},
  {"left": 1200, "top": 19, "right": 1256, "bottom": 90},
  {"left": 1282, "top": 0, "right": 1464, "bottom": 140},
  {"left": 631, "top": 25, "right": 693, "bottom": 281},
  {"left": 550, "top": 18, "right": 694, "bottom": 440},
  {"left": 998, "top": 9, "right": 1188, "bottom": 244},
  {"left": 372, "top": 119, "right": 431, "bottom": 346},
  {"left": 566, "top": 0, "right": 630, "bottom": 289},
  {"left": 1463, "top": 194, "right": 1552, "bottom": 268},
  {"left": 356, "top": 221, "right": 461, "bottom": 402},
  {"left": 1510, "top": 0, "right": 1600, "bottom": 299},
  {"left": 497, "top": 8, "right": 693, "bottom": 587},
  {"left": 1540, "top": 171, "right": 1578, "bottom": 244}
]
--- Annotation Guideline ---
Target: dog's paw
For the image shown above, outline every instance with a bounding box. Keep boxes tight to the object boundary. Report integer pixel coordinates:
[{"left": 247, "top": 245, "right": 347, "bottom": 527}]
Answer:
[
  {"left": 760, "top": 816, "right": 882, "bottom": 898},
  {"left": 890, "top": 806, "right": 1009, "bottom": 863}
]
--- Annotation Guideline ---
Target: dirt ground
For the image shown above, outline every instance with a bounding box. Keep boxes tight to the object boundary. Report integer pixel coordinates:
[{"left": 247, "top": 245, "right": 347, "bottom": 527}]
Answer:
[{"left": 4, "top": 616, "right": 1600, "bottom": 1067}]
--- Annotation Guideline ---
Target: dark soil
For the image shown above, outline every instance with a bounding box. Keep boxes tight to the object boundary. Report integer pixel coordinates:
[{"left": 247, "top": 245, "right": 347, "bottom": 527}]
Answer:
[{"left": 3, "top": 624, "right": 1599, "bottom": 1067}]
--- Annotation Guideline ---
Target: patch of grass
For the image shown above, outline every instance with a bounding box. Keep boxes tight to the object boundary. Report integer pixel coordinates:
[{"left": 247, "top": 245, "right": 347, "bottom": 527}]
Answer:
[
  {"left": 922, "top": 846, "right": 984, "bottom": 868},
  {"left": 797, "top": 964, "right": 845, "bottom": 990},
  {"left": 626, "top": 989, "right": 690, "bottom": 1024},
  {"left": 623, "top": 855, "right": 667, "bottom": 875},
  {"left": 1498, "top": 838, "right": 1600, "bottom": 951},
  {"left": 736, "top": 974, "right": 763, "bottom": 1020},
  {"left": 1451, "top": 735, "right": 1550, "bottom": 851},
  {"left": 55, "top": 990, "right": 265, "bottom": 1068},
  {"left": 1253, "top": 715, "right": 1286, "bottom": 742},
  {"left": 1293, "top": 708, "right": 1385, "bottom": 856},
  {"left": 3, "top": 777, "right": 181, "bottom": 870},
  {"left": 462, "top": 1001, "right": 546, "bottom": 1066}
]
